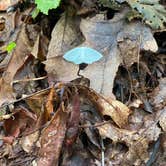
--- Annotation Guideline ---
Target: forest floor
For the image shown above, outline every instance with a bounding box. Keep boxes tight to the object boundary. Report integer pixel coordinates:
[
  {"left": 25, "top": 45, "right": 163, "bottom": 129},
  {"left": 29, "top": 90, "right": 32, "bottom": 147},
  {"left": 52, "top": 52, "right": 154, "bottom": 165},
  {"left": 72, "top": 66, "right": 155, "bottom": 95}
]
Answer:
[{"left": 0, "top": 1, "right": 165, "bottom": 166}]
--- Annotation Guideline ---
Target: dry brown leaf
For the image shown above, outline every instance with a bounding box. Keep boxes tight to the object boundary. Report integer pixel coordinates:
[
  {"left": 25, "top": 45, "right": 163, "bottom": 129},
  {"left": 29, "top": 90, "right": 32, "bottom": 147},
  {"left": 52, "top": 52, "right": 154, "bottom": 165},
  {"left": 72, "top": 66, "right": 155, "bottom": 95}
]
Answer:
[
  {"left": 20, "top": 131, "right": 39, "bottom": 153},
  {"left": 47, "top": 15, "right": 82, "bottom": 59},
  {"left": 97, "top": 113, "right": 161, "bottom": 165},
  {"left": 31, "top": 33, "right": 49, "bottom": 61},
  {"left": 3, "top": 107, "right": 37, "bottom": 144},
  {"left": 151, "top": 77, "right": 166, "bottom": 109},
  {"left": 158, "top": 108, "right": 166, "bottom": 132},
  {"left": 117, "top": 22, "right": 158, "bottom": 67},
  {"left": 78, "top": 85, "right": 131, "bottom": 128},
  {"left": 0, "top": 13, "right": 14, "bottom": 43},
  {"left": 45, "top": 86, "right": 56, "bottom": 120},
  {"left": 97, "top": 123, "right": 135, "bottom": 142},
  {"left": 0, "top": 24, "right": 40, "bottom": 106},
  {"left": 65, "top": 94, "right": 80, "bottom": 147},
  {"left": 0, "top": 0, "right": 19, "bottom": 11},
  {"left": 37, "top": 105, "right": 69, "bottom": 166},
  {"left": 99, "top": 99, "right": 131, "bottom": 128}
]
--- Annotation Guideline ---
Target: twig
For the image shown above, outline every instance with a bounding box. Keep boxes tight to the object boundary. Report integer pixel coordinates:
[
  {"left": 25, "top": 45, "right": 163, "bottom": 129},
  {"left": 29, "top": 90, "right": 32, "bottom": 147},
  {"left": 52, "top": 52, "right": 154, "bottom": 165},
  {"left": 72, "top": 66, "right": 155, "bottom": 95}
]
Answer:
[
  {"left": 101, "top": 138, "right": 105, "bottom": 166},
  {"left": 12, "top": 76, "right": 47, "bottom": 84},
  {"left": 0, "top": 87, "right": 51, "bottom": 109},
  {"left": 0, "top": 112, "right": 15, "bottom": 121},
  {"left": 79, "top": 120, "right": 111, "bottom": 128}
]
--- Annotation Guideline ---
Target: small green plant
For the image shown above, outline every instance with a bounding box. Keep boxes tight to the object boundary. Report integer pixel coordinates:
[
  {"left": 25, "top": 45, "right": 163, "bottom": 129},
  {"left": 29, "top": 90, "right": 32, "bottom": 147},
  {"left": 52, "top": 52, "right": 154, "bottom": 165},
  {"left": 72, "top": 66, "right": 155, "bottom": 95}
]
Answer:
[
  {"left": 6, "top": 42, "right": 16, "bottom": 53},
  {"left": 35, "top": 0, "right": 61, "bottom": 15}
]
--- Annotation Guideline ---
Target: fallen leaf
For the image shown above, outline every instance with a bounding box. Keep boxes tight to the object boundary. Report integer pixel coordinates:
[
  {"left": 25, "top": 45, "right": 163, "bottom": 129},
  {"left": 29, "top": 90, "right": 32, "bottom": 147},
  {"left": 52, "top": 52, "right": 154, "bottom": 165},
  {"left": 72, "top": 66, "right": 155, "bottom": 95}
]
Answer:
[
  {"left": 151, "top": 77, "right": 166, "bottom": 109},
  {"left": 65, "top": 94, "right": 80, "bottom": 147},
  {"left": 158, "top": 108, "right": 166, "bottom": 132},
  {"left": 78, "top": 85, "right": 131, "bottom": 128},
  {"left": 117, "top": 22, "right": 158, "bottom": 67},
  {"left": 97, "top": 113, "right": 161, "bottom": 165},
  {"left": 0, "top": 24, "right": 40, "bottom": 106},
  {"left": 37, "top": 105, "right": 69, "bottom": 166},
  {"left": 45, "top": 86, "right": 55, "bottom": 120},
  {"left": 20, "top": 131, "right": 39, "bottom": 153},
  {"left": 46, "top": 15, "right": 83, "bottom": 59},
  {"left": 127, "top": 0, "right": 166, "bottom": 29},
  {"left": 3, "top": 107, "right": 37, "bottom": 143}
]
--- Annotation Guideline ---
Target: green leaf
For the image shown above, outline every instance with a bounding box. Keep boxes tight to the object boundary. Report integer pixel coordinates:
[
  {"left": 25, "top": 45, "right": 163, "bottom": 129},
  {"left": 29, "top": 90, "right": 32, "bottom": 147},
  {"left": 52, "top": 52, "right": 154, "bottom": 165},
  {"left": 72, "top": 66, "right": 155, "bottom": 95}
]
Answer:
[
  {"left": 6, "top": 42, "right": 16, "bottom": 53},
  {"left": 35, "top": 0, "right": 61, "bottom": 15},
  {"left": 126, "top": 0, "right": 166, "bottom": 29}
]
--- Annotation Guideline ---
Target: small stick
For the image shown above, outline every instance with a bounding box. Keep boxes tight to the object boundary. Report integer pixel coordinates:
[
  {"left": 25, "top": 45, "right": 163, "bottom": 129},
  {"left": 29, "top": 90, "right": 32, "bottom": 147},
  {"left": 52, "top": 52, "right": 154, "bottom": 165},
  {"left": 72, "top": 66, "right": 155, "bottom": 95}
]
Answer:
[{"left": 12, "top": 76, "right": 47, "bottom": 84}]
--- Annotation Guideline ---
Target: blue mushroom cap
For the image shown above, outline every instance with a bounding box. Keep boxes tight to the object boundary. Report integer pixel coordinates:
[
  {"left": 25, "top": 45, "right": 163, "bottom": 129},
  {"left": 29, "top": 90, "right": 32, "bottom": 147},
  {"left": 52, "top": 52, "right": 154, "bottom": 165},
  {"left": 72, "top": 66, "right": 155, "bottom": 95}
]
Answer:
[{"left": 63, "top": 47, "right": 103, "bottom": 65}]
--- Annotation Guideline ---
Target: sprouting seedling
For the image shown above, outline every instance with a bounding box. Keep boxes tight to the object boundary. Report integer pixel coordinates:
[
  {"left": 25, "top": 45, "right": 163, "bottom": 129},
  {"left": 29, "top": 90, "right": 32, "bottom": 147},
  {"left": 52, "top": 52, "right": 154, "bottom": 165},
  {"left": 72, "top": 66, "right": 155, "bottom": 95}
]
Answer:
[
  {"left": 6, "top": 41, "right": 16, "bottom": 53},
  {"left": 63, "top": 47, "right": 103, "bottom": 77}
]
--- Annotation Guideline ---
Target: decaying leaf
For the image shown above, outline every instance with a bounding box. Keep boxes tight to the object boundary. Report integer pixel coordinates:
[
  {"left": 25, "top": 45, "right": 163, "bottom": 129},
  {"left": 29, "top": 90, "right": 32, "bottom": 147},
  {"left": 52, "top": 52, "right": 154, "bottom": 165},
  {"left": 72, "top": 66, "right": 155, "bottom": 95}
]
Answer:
[
  {"left": 47, "top": 15, "right": 83, "bottom": 59},
  {"left": 151, "top": 77, "right": 166, "bottom": 109},
  {"left": 77, "top": 85, "right": 131, "bottom": 128},
  {"left": 0, "top": 13, "right": 16, "bottom": 44},
  {"left": 3, "top": 107, "right": 37, "bottom": 144},
  {"left": 37, "top": 105, "right": 69, "bottom": 166},
  {"left": 0, "top": 24, "right": 40, "bottom": 106},
  {"left": 45, "top": 86, "right": 56, "bottom": 120},
  {"left": 158, "top": 108, "right": 166, "bottom": 132},
  {"left": 117, "top": 22, "right": 158, "bottom": 67},
  {"left": 65, "top": 94, "right": 80, "bottom": 147},
  {"left": 20, "top": 131, "right": 39, "bottom": 153},
  {"left": 99, "top": 0, "right": 166, "bottom": 29},
  {"left": 97, "top": 113, "right": 161, "bottom": 165},
  {"left": 127, "top": 0, "right": 166, "bottom": 29}
]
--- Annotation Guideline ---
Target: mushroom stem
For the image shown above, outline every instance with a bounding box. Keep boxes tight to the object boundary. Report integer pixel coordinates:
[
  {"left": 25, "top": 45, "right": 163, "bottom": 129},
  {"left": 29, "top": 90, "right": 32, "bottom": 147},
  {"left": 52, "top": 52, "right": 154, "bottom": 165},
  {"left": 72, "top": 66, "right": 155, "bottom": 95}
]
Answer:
[
  {"left": 77, "top": 63, "right": 88, "bottom": 77},
  {"left": 77, "top": 68, "right": 83, "bottom": 77}
]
